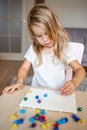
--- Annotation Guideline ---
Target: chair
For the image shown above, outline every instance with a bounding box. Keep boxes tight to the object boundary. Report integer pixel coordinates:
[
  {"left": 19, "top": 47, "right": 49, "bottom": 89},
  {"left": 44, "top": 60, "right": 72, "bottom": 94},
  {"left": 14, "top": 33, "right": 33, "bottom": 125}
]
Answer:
[{"left": 65, "top": 42, "right": 84, "bottom": 82}]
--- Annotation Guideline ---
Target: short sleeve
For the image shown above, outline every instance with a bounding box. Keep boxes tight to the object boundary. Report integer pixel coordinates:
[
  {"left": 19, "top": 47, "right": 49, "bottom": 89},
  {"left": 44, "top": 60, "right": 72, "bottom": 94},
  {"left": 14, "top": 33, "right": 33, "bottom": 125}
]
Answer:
[
  {"left": 65, "top": 43, "right": 77, "bottom": 65},
  {"left": 24, "top": 45, "right": 37, "bottom": 63}
]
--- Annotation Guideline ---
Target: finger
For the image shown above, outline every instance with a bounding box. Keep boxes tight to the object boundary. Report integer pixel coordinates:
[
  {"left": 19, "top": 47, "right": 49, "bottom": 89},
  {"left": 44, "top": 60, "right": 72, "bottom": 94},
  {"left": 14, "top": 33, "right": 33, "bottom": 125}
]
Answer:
[
  {"left": 59, "top": 85, "right": 68, "bottom": 94},
  {"left": 60, "top": 81, "right": 72, "bottom": 93},
  {"left": 2, "top": 87, "right": 8, "bottom": 94},
  {"left": 9, "top": 84, "right": 22, "bottom": 94},
  {"left": 62, "top": 89, "right": 69, "bottom": 95},
  {"left": 60, "top": 82, "right": 70, "bottom": 91},
  {"left": 63, "top": 86, "right": 75, "bottom": 95},
  {"left": 9, "top": 85, "right": 18, "bottom": 94},
  {"left": 2, "top": 86, "right": 12, "bottom": 94},
  {"left": 9, "top": 86, "right": 17, "bottom": 94},
  {"left": 61, "top": 87, "right": 71, "bottom": 95},
  {"left": 2, "top": 89, "right": 6, "bottom": 94},
  {"left": 64, "top": 89, "right": 73, "bottom": 95}
]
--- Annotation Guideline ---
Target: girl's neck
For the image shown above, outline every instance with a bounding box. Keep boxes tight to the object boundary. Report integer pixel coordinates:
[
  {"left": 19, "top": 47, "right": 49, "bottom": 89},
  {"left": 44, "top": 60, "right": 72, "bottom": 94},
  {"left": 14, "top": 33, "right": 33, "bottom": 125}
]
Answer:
[{"left": 43, "top": 46, "right": 54, "bottom": 54}]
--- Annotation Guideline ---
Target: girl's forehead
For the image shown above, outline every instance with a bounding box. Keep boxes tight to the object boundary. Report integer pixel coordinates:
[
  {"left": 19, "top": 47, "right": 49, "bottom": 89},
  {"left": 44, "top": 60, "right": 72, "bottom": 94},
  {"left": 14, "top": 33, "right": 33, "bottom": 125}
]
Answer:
[{"left": 32, "top": 25, "right": 46, "bottom": 35}]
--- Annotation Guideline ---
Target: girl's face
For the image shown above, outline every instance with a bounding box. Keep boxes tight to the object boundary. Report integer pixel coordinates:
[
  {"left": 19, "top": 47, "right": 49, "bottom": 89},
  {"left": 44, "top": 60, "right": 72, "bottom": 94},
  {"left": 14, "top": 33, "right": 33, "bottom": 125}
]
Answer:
[{"left": 32, "top": 25, "right": 54, "bottom": 48}]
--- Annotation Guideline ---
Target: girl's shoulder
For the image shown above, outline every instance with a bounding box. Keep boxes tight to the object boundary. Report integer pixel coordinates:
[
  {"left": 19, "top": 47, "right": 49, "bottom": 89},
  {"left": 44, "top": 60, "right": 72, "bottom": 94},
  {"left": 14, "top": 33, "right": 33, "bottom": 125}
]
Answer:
[
  {"left": 64, "top": 42, "right": 76, "bottom": 57},
  {"left": 24, "top": 44, "right": 36, "bottom": 57},
  {"left": 26, "top": 44, "right": 34, "bottom": 53},
  {"left": 29, "top": 44, "right": 33, "bottom": 50},
  {"left": 24, "top": 44, "right": 37, "bottom": 62},
  {"left": 66, "top": 42, "right": 74, "bottom": 51},
  {"left": 65, "top": 42, "right": 77, "bottom": 64}
]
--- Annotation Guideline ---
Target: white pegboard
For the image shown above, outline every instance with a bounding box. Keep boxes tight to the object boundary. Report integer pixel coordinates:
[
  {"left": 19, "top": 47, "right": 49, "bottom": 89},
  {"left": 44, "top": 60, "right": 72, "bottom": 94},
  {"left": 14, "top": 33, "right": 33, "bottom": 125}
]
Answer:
[{"left": 19, "top": 87, "right": 77, "bottom": 113}]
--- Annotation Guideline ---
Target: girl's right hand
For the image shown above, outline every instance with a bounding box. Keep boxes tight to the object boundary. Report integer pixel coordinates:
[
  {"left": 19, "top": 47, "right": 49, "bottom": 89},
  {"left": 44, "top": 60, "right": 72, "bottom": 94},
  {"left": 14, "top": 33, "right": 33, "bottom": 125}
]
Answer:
[{"left": 2, "top": 82, "right": 23, "bottom": 95}]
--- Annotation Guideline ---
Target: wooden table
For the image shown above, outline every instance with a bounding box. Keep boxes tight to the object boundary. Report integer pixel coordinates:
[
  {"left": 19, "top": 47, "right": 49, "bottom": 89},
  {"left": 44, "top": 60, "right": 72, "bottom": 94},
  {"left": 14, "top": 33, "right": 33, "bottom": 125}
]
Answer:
[{"left": 0, "top": 86, "right": 87, "bottom": 130}]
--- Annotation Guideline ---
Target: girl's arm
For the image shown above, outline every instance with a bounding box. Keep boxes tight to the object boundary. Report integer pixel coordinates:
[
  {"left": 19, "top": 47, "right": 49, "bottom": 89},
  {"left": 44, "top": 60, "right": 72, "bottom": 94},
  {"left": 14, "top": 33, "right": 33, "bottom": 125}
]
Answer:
[
  {"left": 60, "top": 60, "right": 86, "bottom": 95},
  {"left": 2, "top": 59, "right": 31, "bottom": 95},
  {"left": 17, "top": 60, "right": 31, "bottom": 84}
]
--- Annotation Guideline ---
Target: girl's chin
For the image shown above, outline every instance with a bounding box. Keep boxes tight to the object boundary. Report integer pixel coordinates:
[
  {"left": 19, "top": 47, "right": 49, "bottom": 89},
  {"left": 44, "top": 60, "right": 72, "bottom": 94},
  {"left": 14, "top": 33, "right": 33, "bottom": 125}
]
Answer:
[{"left": 47, "top": 45, "right": 54, "bottom": 48}]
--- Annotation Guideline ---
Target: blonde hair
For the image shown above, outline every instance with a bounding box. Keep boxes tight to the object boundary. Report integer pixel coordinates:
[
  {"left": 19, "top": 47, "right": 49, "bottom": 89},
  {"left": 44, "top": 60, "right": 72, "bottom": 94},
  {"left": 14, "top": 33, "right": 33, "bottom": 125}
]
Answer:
[{"left": 27, "top": 4, "right": 69, "bottom": 66}]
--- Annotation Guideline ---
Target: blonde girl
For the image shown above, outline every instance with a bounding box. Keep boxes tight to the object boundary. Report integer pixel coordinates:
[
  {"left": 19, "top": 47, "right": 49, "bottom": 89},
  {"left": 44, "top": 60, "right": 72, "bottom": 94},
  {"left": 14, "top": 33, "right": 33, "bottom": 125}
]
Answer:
[{"left": 2, "top": 4, "right": 86, "bottom": 95}]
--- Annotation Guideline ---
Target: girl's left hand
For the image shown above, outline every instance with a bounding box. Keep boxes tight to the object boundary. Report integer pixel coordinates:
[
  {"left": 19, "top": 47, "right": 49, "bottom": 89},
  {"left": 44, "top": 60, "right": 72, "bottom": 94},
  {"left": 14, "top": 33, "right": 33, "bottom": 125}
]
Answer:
[{"left": 60, "top": 81, "right": 76, "bottom": 95}]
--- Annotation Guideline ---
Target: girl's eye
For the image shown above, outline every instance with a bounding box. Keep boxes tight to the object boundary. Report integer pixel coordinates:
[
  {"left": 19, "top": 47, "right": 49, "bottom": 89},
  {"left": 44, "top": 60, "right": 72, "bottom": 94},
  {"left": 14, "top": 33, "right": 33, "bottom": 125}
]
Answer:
[
  {"left": 35, "top": 33, "right": 48, "bottom": 38},
  {"left": 36, "top": 35, "right": 42, "bottom": 38},
  {"left": 45, "top": 33, "right": 47, "bottom": 35}
]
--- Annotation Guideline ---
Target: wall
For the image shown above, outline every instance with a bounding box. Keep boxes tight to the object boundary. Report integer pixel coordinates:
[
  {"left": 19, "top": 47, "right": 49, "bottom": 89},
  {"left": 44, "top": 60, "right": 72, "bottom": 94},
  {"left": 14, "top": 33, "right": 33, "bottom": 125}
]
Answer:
[
  {"left": 66, "top": 28, "right": 87, "bottom": 66},
  {"left": 45, "top": 0, "right": 87, "bottom": 28}
]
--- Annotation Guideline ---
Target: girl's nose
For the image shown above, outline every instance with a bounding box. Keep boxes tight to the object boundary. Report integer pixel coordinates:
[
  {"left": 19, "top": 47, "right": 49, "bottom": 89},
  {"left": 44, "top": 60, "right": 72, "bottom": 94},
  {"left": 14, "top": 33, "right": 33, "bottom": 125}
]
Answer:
[{"left": 42, "top": 35, "right": 48, "bottom": 42}]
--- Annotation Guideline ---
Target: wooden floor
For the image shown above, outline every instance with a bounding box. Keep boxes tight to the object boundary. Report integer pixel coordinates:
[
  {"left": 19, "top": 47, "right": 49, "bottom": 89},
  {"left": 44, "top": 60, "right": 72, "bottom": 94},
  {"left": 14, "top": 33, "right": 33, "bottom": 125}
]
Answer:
[{"left": 0, "top": 60, "right": 33, "bottom": 95}]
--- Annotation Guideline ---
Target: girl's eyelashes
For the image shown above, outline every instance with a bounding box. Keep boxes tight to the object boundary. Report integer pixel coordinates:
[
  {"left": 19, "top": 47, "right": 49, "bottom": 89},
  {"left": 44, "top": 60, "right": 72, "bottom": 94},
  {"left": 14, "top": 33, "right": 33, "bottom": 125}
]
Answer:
[
  {"left": 35, "top": 33, "right": 48, "bottom": 38},
  {"left": 36, "top": 35, "right": 42, "bottom": 38}
]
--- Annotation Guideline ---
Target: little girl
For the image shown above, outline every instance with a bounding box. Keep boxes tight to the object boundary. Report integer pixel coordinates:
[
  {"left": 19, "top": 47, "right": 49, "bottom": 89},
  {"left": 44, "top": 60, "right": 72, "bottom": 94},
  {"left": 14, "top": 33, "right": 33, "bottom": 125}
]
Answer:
[{"left": 2, "top": 4, "right": 86, "bottom": 95}]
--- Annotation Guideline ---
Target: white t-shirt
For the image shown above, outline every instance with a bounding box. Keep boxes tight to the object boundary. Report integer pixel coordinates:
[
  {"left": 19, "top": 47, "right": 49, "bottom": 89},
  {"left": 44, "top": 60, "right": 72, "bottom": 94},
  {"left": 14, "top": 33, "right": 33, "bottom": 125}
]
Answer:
[{"left": 24, "top": 43, "right": 76, "bottom": 89}]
